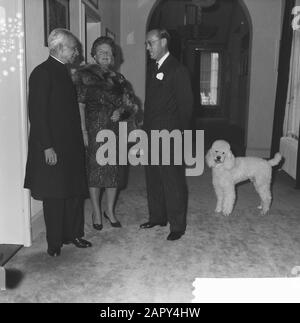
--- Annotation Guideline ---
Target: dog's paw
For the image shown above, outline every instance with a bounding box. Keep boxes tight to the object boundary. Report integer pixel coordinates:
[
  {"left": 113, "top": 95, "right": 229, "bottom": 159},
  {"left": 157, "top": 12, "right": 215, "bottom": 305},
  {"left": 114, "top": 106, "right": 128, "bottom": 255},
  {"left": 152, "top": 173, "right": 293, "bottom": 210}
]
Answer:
[
  {"left": 215, "top": 206, "right": 222, "bottom": 213},
  {"left": 222, "top": 210, "right": 232, "bottom": 216},
  {"left": 257, "top": 204, "right": 269, "bottom": 215},
  {"left": 259, "top": 209, "right": 269, "bottom": 216}
]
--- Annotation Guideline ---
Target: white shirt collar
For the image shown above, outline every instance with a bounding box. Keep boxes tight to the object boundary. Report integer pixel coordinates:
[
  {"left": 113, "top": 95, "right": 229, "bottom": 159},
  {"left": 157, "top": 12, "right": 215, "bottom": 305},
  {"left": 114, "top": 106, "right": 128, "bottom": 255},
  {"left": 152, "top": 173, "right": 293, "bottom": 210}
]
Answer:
[
  {"left": 51, "top": 55, "right": 65, "bottom": 65},
  {"left": 156, "top": 51, "right": 170, "bottom": 69}
]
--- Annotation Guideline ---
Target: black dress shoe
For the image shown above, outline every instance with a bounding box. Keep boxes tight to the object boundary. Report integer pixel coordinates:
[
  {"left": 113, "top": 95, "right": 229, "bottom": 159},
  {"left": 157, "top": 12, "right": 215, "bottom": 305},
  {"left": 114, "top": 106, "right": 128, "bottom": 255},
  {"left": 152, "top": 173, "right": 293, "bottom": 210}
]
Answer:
[
  {"left": 47, "top": 247, "right": 61, "bottom": 257},
  {"left": 78, "top": 238, "right": 92, "bottom": 247},
  {"left": 64, "top": 238, "right": 92, "bottom": 248},
  {"left": 167, "top": 232, "right": 184, "bottom": 241},
  {"left": 103, "top": 212, "right": 122, "bottom": 228},
  {"left": 140, "top": 221, "right": 167, "bottom": 229}
]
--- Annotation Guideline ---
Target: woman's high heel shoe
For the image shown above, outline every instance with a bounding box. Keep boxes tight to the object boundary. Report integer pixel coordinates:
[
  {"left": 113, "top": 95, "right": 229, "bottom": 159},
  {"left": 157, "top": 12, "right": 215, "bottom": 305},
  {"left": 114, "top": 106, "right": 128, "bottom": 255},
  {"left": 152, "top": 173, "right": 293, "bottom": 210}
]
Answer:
[
  {"left": 103, "top": 212, "right": 122, "bottom": 228},
  {"left": 93, "top": 223, "right": 103, "bottom": 231},
  {"left": 92, "top": 214, "right": 103, "bottom": 231}
]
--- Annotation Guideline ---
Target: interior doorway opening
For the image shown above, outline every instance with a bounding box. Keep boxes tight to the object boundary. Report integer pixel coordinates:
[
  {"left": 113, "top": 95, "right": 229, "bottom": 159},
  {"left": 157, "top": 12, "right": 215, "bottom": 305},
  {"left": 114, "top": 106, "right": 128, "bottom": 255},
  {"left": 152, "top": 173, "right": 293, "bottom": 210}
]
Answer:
[
  {"left": 147, "top": 0, "right": 252, "bottom": 154},
  {"left": 82, "top": 3, "right": 101, "bottom": 63}
]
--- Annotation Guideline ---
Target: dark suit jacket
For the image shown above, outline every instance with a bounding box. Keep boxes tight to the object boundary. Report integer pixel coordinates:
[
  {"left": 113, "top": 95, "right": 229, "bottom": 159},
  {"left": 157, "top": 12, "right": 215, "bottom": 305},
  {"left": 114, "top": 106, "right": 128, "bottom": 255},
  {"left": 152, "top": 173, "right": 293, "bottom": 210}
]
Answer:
[
  {"left": 144, "top": 54, "right": 194, "bottom": 131},
  {"left": 24, "top": 56, "right": 87, "bottom": 200}
]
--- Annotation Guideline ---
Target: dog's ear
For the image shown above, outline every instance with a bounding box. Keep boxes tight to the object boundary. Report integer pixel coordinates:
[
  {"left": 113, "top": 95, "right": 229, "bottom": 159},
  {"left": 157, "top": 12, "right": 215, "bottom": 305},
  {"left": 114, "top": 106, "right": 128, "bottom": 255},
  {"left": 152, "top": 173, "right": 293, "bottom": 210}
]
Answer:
[
  {"left": 205, "top": 148, "right": 215, "bottom": 168},
  {"left": 223, "top": 150, "right": 235, "bottom": 170}
]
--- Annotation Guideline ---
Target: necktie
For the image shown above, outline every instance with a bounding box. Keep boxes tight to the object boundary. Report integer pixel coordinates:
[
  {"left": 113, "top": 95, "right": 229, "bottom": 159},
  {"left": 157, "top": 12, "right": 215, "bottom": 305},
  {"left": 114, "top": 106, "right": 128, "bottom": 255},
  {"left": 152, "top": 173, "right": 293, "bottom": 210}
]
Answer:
[{"left": 152, "top": 62, "right": 158, "bottom": 77}]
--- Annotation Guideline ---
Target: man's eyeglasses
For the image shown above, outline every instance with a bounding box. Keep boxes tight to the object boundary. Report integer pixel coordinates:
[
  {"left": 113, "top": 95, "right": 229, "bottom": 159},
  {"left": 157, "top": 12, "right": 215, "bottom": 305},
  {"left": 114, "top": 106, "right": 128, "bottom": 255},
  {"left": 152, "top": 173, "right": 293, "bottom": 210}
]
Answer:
[{"left": 145, "top": 39, "right": 161, "bottom": 47}]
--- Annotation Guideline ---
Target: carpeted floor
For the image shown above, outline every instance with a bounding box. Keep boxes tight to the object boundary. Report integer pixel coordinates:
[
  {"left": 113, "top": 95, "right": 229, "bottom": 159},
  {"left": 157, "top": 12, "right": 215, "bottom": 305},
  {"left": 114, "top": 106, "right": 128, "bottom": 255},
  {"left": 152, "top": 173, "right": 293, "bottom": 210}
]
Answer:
[{"left": 1, "top": 165, "right": 300, "bottom": 303}]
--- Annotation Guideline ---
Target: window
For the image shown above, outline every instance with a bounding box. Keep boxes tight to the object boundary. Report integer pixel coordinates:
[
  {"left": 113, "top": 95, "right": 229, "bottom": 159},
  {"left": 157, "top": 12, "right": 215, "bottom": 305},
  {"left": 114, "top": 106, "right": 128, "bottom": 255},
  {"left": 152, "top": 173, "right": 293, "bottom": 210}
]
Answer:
[{"left": 199, "top": 51, "right": 220, "bottom": 106}]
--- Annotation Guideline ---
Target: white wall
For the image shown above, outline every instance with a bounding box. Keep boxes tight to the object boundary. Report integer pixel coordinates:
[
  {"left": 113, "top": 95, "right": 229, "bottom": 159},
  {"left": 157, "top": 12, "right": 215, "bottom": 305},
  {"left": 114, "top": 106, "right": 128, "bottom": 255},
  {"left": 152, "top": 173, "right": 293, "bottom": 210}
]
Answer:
[
  {"left": 119, "top": 0, "right": 283, "bottom": 157},
  {"left": 243, "top": 0, "right": 282, "bottom": 156},
  {"left": 99, "top": 0, "right": 120, "bottom": 43},
  {"left": 24, "top": 0, "right": 48, "bottom": 76},
  {"left": 227, "top": 1, "right": 250, "bottom": 128},
  {"left": 120, "top": 0, "right": 156, "bottom": 105},
  {"left": 0, "top": 0, "right": 31, "bottom": 245}
]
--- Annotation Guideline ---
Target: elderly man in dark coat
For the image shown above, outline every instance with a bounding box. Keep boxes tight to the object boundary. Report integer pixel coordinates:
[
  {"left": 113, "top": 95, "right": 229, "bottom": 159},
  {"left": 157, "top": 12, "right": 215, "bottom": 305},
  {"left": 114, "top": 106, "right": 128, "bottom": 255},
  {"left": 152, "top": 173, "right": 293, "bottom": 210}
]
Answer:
[{"left": 24, "top": 28, "right": 91, "bottom": 257}]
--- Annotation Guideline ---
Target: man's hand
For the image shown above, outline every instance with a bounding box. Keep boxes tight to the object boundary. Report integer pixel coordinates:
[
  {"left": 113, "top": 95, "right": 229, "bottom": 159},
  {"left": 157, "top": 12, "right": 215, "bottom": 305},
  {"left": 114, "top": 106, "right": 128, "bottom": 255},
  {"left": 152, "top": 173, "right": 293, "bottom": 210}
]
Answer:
[{"left": 44, "top": 147, "right": 57, "bottom": 166}]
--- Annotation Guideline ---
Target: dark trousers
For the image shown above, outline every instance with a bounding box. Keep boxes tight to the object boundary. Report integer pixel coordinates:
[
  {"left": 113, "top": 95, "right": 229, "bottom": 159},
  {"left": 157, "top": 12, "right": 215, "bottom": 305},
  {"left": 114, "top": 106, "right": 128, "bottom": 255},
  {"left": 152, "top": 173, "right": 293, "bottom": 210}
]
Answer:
[
  {"left": 43, "top": 197, "right": 84, "bottom": 249},
  {"left": 145, "top": 164, "right": 188, "bottom": 233}
]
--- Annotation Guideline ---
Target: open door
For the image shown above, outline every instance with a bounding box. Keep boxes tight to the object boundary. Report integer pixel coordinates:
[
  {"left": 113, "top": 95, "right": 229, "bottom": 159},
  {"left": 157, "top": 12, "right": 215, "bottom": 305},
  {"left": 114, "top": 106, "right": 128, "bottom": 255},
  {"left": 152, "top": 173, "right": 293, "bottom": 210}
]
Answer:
[
  {"left": 0, "top": 0, "right": 31, "bottom": 246},
  {"left": 82, "top": 3, "right": 101, "bottom": 63}
]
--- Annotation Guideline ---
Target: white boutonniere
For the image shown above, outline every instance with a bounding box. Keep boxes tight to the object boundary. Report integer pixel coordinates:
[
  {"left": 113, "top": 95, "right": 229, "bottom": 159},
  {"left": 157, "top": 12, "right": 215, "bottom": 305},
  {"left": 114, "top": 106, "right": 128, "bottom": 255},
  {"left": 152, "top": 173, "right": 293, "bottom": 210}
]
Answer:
[{"left": 156, "top": 72, "right": 164, "bottom": 80}]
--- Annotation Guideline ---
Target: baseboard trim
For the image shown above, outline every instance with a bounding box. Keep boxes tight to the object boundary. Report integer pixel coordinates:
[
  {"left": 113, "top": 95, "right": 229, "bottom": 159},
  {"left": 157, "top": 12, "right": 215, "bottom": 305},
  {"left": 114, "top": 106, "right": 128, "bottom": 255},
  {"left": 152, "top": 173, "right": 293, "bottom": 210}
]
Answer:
[
  {"left": 31, "top": 210, "right": 45, "bottom": 241},
  {"left": 246, "top": 147, "right": 270, "bottom": 158}
]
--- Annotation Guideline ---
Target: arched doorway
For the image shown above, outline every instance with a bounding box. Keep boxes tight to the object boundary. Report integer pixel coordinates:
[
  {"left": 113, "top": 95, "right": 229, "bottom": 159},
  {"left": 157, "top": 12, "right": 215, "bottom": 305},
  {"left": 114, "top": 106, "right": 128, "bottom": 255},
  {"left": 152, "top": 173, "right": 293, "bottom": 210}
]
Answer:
[{"left": 147, "top": 0, "right": 252, "bottom": 154}]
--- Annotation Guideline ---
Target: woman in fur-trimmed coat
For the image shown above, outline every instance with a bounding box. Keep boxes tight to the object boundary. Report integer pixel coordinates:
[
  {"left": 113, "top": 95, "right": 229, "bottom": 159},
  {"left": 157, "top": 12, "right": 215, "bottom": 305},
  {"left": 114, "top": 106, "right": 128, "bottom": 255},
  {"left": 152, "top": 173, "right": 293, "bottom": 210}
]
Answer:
[{"left": 75, "top": 36, "right": 140, "bottom": 230}]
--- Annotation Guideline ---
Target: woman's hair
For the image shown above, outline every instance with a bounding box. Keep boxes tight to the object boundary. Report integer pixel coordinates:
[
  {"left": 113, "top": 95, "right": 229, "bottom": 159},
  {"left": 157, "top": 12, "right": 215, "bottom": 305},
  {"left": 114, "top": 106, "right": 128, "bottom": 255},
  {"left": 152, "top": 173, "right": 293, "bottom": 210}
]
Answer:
[{"left": 91, "top": 36, "right": 116, "bottom": 58}]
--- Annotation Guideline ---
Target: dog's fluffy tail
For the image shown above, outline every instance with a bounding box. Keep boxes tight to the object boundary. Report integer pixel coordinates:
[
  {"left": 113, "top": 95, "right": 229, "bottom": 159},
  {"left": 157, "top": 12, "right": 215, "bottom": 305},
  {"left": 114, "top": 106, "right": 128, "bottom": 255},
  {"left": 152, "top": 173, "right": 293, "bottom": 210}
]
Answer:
[{"left": 268, "top": 153, "right": 282, "bottom": 166}]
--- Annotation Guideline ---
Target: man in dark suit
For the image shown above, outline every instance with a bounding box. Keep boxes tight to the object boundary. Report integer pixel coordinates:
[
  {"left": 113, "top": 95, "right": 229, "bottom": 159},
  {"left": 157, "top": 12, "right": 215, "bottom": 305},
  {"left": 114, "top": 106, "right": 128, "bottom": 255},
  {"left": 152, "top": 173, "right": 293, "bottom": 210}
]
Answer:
[
  {"left": 24, "top": 29, "right": 91, "bottom": 256},
  {"left": 140, "top": 29, "right": 194, "bottom": 241}
]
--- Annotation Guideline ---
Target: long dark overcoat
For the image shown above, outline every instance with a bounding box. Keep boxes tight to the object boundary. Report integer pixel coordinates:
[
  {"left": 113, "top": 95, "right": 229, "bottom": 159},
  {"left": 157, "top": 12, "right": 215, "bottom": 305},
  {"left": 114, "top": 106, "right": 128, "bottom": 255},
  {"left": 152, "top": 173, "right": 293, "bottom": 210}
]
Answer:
[{"left": 24, "top": 56, "right": 87, "bottom": 200}]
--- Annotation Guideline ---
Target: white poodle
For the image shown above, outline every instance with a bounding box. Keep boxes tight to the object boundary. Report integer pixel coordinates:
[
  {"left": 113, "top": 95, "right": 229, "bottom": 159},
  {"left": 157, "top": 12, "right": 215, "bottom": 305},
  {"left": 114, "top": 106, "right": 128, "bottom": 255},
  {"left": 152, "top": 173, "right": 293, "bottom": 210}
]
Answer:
[{"left": 206, "top": 140, "right": 282, "bottom": 216}]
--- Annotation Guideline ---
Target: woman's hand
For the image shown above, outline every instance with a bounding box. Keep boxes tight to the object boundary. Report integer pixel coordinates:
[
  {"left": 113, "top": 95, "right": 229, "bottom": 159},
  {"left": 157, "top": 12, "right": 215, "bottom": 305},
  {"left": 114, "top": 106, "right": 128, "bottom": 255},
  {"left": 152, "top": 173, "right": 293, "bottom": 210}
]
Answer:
[
  {"left": 44, "top": 147, "right": 57, "bottom": 166},
  {"left": 123, "top": 94, "right": 131, "bottom": 106},
  {"left": 132, "top": 104, "right": 138, "bottom": 113},
  {"left": 111, "top": 110, "right": 121, "bottom": 122}
]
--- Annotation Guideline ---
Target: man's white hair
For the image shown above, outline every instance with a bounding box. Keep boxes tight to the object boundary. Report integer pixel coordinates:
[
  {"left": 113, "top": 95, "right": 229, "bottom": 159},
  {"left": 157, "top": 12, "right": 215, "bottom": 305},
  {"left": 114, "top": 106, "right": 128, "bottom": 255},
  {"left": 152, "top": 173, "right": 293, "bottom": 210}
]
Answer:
[{"left": 48, "top": 28, "right": 75, "bottom": 55}]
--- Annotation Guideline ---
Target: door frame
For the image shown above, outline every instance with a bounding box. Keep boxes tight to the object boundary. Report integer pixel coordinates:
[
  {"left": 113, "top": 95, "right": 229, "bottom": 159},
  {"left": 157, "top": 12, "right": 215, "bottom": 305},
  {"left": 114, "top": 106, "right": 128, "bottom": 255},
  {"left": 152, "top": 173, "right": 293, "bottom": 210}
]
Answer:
[{"left": 0, "top": 0, "right": 31, "bottom": 246}]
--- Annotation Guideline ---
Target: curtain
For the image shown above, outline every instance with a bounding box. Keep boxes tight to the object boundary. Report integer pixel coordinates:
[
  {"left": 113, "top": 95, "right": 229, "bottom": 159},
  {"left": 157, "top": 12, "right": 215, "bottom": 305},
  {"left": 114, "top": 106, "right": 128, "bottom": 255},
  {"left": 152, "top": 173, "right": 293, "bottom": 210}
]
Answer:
[
  {"left": 271, "top": 0, "right": 295, "bottom": 155},
  {"left": 289, "top": 0, "right": 300, "bottom": 188},
  {"left": 270, "top": 0, "right": 299, "bottom": 188},
  {"left": 283, "top": 0, "right": 300, "bottom": 140}
]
